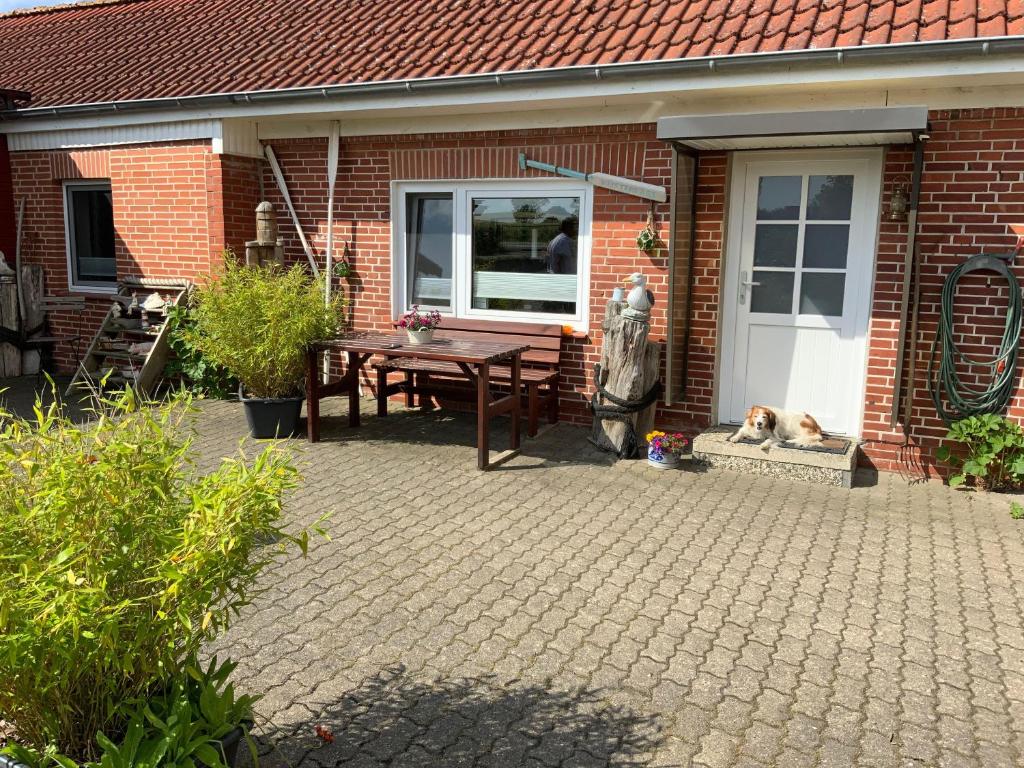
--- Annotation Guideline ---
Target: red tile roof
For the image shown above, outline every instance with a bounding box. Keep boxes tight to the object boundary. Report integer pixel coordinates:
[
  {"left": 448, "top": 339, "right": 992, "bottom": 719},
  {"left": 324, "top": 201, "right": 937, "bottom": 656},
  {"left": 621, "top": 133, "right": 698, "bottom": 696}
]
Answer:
[{"left": 1, "top": 0, "right": 1021, "bottom": 109}]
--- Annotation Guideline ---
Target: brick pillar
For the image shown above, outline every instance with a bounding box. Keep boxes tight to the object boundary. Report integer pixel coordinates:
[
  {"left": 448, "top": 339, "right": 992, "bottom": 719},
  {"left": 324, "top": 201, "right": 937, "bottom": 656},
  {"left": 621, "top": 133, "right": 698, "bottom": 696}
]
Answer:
[{"left": 0, "top": 135, "right": 16, "bottom": 262}]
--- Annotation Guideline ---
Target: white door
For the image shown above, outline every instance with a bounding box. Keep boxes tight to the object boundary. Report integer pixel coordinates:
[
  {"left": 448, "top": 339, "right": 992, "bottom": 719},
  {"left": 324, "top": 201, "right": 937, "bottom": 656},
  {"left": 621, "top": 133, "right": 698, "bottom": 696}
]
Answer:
[{"left": 719, "top": 149, "right": 882, "bottom": 436}]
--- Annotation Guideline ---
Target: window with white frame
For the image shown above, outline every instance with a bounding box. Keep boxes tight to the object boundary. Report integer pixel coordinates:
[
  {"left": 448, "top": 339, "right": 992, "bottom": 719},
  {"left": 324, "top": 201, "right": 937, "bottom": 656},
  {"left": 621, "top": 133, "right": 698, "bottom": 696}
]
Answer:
[
  {"left": 63, "top": 181, "right": 116, "bottom": 290},
  {"left": 396, "top": 182, "right": 591, "bottom": 327}
]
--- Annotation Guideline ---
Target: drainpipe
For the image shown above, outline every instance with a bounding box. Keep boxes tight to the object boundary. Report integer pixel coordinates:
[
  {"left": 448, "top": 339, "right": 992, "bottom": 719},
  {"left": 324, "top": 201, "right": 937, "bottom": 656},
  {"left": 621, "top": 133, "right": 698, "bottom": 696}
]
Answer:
[{"left": 889, "top": 135, "right": 928, "bottom": 428}]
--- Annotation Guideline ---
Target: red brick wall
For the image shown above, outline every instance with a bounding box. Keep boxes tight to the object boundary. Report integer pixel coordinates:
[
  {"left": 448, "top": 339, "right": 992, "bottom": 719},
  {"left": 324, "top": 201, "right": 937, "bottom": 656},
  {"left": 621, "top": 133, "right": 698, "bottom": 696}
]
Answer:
[
  {"left": 8, "top": 110, "right": 1023, "bottom": 478},
  {"left": 0, "top": 136, "right": 15, "bottom": 264},
  {"left": 9, "top": 141, "right": 238, "bottom": 366},
  {"left": 860, "top": 108, "right": 1024, "bottom": 476},
  {"left": 261, "top": 126, "right": 677, "bottom": 425},
  {"left": 219, "top": 154, "right": 262, "bottom": 262}
]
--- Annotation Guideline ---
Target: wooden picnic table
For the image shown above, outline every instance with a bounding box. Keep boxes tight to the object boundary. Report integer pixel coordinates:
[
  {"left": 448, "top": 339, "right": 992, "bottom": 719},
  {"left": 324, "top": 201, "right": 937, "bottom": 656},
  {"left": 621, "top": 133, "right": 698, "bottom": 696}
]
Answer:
[{"left": 305, "top": 332, "right": 529, "bottom": 470}]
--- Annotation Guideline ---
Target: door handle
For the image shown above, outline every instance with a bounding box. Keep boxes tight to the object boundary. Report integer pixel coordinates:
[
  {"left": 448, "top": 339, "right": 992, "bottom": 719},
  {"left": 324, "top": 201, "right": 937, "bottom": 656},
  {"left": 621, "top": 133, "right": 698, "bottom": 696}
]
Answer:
[{"left": 739, "top": 271, "right": 761, "bottom": 304}]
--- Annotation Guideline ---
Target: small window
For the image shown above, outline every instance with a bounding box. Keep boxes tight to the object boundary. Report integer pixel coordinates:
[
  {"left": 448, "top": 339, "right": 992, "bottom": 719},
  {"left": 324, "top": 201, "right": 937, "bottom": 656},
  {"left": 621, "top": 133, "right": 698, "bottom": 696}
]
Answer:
[
  {"left": 64, "top": 182, "right": 116, "bottom": 290},
  {"left": 397, "top": 183, "right": 590, "bottom": 327}
]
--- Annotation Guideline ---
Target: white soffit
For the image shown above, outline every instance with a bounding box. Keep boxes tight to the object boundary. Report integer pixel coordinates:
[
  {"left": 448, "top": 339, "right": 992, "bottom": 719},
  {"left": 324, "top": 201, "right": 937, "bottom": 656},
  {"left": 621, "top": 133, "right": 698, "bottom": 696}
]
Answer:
[
  {"left": 657, "top": 106, "right": 928, "bottom": 149},
  {"left": 6, "top": 119, "right": 220, "bottom": 151}
]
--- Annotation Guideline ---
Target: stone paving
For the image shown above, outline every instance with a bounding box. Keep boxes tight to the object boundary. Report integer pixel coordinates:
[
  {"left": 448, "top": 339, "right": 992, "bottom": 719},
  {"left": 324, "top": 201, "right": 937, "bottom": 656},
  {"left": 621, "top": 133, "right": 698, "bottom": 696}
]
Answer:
[{"left": 184, "top": 397, "right": 1024, "bottom": 768}]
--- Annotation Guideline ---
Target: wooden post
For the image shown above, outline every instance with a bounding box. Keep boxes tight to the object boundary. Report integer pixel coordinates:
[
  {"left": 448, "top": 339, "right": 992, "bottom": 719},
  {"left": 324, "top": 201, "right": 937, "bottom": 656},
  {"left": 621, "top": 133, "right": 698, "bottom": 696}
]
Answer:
[
  {"left": 19, "top": 265, "right": 44, "bottom": 375},
  {"left": 0, "top": 276, "right": 21, "bottom": 377},
  {"left": 591, "top": 300, "right": 661, "bottom": 457},
  {"left": 244, "top": 202, "right": 285, "bottom": 267}
]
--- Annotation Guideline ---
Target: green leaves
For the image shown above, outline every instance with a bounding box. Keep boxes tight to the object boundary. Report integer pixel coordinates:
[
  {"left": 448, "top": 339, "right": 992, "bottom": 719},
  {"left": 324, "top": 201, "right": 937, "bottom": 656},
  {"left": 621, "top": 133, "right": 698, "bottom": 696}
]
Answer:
[
  {"left": 163, "top": 301, "right": 237, "bottom": 399},
  {"left": 0, "top": 391, "right": 307, "bottom": 762},
  {"left": 187, "top": 259, "right": 345, "bottom": 399},
  {"left": 936, "top": 414, "right": 1024, "bottom": 492}
]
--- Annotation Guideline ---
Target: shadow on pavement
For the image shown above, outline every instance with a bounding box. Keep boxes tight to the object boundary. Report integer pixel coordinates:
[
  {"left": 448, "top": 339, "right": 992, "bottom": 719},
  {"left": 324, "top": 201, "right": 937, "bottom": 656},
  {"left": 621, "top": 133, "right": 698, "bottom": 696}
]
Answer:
[{"left": 253, "top": 666, "right": 664, "bottom": 767}]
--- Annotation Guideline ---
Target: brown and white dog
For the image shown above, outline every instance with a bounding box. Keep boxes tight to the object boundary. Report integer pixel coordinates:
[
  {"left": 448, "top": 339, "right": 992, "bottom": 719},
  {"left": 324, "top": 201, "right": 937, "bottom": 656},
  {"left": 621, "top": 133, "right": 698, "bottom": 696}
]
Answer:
[{"left": 727, "top": 405, "right": 824, "bottom": 451}]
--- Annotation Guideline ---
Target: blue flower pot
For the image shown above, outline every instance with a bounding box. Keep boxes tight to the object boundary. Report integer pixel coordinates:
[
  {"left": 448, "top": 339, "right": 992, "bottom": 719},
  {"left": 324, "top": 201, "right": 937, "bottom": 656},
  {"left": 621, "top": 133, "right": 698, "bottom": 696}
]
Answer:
[{"left": 647, "top": 445, "right": 680, "bottom": 470}]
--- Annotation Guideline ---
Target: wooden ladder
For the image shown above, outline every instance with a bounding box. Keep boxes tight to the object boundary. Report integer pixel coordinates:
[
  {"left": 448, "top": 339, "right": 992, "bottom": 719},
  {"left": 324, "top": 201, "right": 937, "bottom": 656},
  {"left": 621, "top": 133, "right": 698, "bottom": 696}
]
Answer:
[{"left": 66, "top": 277, "right": 192, "bottom": 397}]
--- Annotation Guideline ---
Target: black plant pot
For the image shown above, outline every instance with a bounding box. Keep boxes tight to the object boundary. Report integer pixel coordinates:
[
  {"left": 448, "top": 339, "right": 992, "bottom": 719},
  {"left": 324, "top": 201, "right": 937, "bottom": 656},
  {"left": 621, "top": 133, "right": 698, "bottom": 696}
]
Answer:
[
  {"left": 204, "top": 724, "right": 248, "bottom": 768},
  {"left": 240, "top": 387, "right": 304, "bottom": 439}
]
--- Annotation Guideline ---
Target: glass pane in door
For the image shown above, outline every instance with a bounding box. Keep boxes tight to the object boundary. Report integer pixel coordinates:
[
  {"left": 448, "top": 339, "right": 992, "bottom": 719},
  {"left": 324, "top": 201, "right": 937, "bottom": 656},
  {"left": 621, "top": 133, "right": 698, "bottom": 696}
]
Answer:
[
  {"left": 756, "top": 176, "right": 802, "bottom": 219},
  {"left": 807, "top": 175, "right": 854, "bottom": 219},
  {"left": 753, "top": 224, "right": 798, "bottom": 267},
  {"left": 803, "top": 224, "right": 850, "bottom": 269},
  {"left": 799, "top": 272, "right": 845, "bottom": 316},
  {"left": 750, "top": 271, "right": 794, "bottom": 314}
]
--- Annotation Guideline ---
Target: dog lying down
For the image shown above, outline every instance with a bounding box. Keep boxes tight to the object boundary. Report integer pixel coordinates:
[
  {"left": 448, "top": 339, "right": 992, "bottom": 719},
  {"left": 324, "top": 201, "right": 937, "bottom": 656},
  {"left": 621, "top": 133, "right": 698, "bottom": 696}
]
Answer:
[{"left": 728, "top": 405, "right": 824, "bottom": 451}]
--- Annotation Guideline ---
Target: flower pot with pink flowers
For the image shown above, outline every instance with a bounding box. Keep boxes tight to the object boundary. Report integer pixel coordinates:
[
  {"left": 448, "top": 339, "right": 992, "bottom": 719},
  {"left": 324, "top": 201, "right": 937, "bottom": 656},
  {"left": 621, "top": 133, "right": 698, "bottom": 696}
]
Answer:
[
  {"left": 398, "top": 305, "right": 442, "bottom": 344},
  {"left": 646, "top": 430, "right": 688, "bottom": 470}
]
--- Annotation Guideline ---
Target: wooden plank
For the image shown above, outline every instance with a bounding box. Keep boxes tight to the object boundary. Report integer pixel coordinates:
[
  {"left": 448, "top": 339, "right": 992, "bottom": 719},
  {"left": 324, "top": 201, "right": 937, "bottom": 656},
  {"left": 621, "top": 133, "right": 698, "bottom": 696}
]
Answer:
[
  {"left": 374, "top": 358, "right": 556, "bottom": 382},
  {"left": 0, "top": 279, "right": 20, "bottom": 377},
  {"left": 433, "top": 328, "right": 561, "bottom": 350}
]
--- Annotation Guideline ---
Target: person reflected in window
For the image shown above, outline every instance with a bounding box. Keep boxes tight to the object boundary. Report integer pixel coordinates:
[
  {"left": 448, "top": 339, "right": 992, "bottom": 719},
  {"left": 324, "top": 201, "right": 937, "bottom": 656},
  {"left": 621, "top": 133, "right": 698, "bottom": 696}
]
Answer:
[{"left": 546, "top": 216, "right": 578, "bottom": 275}]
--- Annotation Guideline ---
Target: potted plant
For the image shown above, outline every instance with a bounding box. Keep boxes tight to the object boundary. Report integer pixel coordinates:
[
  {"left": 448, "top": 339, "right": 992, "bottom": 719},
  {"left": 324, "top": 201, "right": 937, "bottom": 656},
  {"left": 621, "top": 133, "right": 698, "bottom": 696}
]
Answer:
[
  {"left": 398, "top": 305, "right": 442, "bottom": 344},
  {"left": 646, "top": 430, "right": 688, "bottom": 470},
  {"left": 0, "top": 390, "right": 322, "bottom": 767},
  {"left": 188, "top": 259, "right": 343, "bottom": 438}
]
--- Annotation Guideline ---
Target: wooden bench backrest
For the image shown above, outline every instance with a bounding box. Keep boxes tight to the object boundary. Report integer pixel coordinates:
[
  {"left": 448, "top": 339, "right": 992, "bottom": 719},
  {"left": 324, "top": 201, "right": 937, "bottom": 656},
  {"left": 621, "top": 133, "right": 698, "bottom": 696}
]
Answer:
[{"left": 396, "top": 317, "right": 563, "bottom": 368}]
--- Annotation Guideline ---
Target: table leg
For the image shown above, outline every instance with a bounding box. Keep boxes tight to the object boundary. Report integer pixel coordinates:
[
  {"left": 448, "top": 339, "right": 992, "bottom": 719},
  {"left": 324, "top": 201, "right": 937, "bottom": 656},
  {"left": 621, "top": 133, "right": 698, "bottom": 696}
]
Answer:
[
  {"left": 306, "top": 347, "right": 321, "bottom": 443},
  {"left": 347, "top": 350, "right": 361, "bottom": 428},
  {"left": 510, "top": 353, "right": 521, "bottom": 451},
  {"left": 477, "top": 361, "right": 490, "bottom": 470}
]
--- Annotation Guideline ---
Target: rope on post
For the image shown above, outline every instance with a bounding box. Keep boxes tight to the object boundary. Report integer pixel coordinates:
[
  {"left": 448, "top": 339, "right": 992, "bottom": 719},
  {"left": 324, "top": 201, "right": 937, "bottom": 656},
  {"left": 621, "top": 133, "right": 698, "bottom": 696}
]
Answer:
[{"left": 590, "top": 362, "right": 662, "bottom": 459}]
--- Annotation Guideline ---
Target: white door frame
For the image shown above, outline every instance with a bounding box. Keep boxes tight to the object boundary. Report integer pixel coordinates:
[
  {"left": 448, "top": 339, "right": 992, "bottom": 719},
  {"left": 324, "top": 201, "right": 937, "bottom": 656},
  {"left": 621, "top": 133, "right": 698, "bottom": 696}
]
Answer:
[{"left": 718, "top": 147, "right": 884, "bottom": 436}]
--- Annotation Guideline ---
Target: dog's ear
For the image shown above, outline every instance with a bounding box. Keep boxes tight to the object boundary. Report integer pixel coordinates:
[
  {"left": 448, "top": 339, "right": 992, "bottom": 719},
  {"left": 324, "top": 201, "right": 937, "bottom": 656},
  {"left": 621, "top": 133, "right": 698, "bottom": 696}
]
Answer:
[
  {"left": 766, "top": 409, "right": 777, "bottom": 431},
  {"left": 745, "top": 406, "right": 754, "bottom": 424}
]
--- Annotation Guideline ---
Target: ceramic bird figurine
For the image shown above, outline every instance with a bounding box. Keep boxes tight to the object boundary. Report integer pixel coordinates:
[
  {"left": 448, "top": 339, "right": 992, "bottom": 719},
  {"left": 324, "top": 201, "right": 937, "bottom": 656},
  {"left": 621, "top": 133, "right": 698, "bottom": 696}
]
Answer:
[{"left": 622, "top": 273, "right": 654, "bottom": 315}]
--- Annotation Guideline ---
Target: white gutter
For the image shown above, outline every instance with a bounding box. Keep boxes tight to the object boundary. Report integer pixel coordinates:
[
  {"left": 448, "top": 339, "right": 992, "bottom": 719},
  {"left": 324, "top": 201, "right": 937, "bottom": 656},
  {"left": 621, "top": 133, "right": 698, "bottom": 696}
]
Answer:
[{"left": 3, "top": 37, "right": 1023, "bottom": 123}]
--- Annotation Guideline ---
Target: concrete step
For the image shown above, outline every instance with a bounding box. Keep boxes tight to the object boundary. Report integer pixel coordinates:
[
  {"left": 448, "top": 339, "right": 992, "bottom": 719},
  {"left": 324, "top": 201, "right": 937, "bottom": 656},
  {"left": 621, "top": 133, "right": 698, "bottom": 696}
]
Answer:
[{"left": 692, "top": 426, "right": 859, "bottom": 488}]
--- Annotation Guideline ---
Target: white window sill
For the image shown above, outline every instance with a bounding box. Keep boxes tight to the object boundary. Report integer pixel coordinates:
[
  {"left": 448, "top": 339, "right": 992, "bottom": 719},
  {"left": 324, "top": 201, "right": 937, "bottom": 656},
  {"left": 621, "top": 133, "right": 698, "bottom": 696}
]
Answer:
[{"left": 68, "top": 284, "right": 118, "bottom": 296}]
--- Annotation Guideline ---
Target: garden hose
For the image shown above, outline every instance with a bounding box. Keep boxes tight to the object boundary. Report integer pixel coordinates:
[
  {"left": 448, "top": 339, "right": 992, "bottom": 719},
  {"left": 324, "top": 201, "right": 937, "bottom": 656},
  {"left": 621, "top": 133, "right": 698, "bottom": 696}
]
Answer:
[{"left": 927, "top": 254, "right": 1023, "bottom": 424}]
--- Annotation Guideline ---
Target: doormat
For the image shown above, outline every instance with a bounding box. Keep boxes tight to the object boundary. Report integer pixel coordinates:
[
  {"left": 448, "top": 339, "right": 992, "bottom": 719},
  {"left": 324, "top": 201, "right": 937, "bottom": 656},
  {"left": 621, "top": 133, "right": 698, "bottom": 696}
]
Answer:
[{"left": 736, "top": 437, "right": 851, "bottom": 455}]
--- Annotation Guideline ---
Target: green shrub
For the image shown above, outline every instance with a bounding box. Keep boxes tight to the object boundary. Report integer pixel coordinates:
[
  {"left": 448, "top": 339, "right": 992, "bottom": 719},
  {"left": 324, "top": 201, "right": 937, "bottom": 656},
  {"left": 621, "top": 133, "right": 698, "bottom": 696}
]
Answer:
[
  {"left": 164, "top": 302, "right": 237, "bottom": 399},
  {"left": 0, "top": 390, "right": 312, "bottom": 762},
  {"left": 936, "top": 413, "right": 1024, "bottom": 491},
  {"left": 187, "top": 260, "right": 343, "bottom": 399},
  {"left": 5, "top": 657, "right": 256, "bottom": 768}
]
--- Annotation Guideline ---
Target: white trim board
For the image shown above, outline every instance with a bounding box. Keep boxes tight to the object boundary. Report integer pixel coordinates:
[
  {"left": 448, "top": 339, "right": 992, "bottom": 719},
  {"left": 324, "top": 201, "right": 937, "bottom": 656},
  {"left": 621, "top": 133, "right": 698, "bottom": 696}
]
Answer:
[{"left": 5, "top": 118, "right": 262, "bottom": 157}]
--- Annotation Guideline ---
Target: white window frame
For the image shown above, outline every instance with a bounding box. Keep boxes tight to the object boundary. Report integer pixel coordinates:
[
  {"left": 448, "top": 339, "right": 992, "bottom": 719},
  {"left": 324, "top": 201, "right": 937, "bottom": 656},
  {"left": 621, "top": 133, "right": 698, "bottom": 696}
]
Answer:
[
  {"left": 63, "top": 180, "right": 117, "bottom": 293},
  {"left": 392, "top": 179, "right": 592, "bottom": 331}
]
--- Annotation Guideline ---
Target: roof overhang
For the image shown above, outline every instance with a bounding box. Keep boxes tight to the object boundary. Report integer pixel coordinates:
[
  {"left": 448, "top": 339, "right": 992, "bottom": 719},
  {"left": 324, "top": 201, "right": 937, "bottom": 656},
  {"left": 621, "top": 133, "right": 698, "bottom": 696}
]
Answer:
[{"left": 657, "top": 106, "right": 929, "bottom": 150}]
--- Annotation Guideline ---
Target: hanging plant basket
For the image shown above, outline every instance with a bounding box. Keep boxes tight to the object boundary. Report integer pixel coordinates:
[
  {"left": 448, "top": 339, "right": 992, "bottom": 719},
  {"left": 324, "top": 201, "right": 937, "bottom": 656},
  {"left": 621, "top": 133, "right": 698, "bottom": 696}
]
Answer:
[{"left": 636, "top": 209, "right": 658, "bottom": 255}]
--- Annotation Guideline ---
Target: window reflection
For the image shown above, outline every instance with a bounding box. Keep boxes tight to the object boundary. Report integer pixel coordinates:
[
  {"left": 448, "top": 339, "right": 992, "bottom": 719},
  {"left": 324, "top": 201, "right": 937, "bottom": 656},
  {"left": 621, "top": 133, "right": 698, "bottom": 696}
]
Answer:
[{"left": 471, "top": 196, "right": 580, "bottom": 315}]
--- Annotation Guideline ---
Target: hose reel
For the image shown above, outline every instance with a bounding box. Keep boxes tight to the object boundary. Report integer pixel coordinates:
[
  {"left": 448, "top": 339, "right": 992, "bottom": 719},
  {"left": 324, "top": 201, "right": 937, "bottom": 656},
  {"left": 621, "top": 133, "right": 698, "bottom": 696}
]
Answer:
[{"left": 927, "top": 252, "right": 1023, "bottom": 424}]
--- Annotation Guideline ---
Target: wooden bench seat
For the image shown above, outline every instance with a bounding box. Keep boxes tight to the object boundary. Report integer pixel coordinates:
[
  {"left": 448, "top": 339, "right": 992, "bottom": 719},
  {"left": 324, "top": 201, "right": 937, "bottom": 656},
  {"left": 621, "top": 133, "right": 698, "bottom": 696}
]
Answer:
[{"left": 373, "top": 318, "right": 562, "bottom": 437}]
